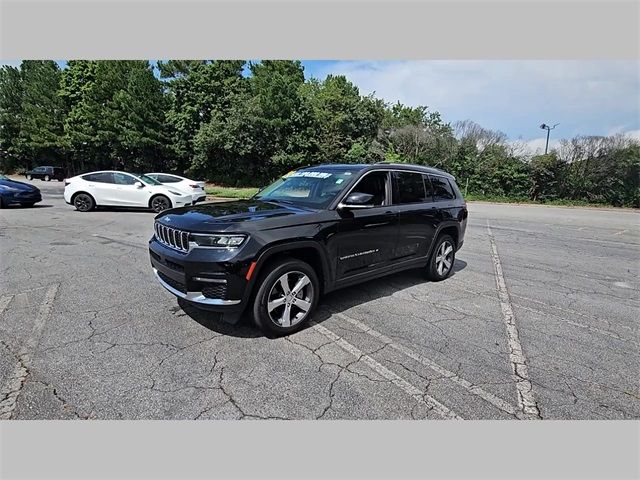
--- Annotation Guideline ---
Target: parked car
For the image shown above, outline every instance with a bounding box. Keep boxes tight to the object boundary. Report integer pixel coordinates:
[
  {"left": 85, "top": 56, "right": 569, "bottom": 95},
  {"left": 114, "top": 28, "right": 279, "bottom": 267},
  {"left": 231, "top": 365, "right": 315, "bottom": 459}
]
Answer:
[
  {"left": 63, "top": 171, "right": 193, "bottom": 213},
  {"left": 149, "top": 163, "right": 468, "bottom": 335},
  {"left": 25, "top": 166, "right": 66, "bottom": 182},
  {"left": 0, "top": 174, "right": 42, "bottom": 208},
  {"left": 144, "top": 173, "right": 207, "bottom": 204}
]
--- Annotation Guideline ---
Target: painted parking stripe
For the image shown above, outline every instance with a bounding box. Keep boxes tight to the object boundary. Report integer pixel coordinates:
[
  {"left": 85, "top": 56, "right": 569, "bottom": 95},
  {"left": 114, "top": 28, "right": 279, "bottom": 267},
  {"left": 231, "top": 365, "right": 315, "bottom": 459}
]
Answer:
[
  {"left": 330, "top": 311, "right": 518, "bottom": 417},
  {"left": 311, "top": 322, "right": 462, "bottom": 420},
  {"left": 0, "top": 295, "right": 13, "bottom": 316},
  {"left": 0, "top": 284, "right": 59, "bottom": 420},
  {"left": 487, "top": 222, "right": 540, "bottom": 419}
]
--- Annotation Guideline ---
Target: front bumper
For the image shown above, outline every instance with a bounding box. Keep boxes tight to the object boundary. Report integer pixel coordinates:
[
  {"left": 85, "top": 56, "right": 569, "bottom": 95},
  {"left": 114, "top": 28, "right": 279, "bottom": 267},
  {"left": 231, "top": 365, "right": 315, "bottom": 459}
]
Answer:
[
  {"left": 1, "top": 191, "right": 42, "bottom": 205},
  {"left": 149, "top": 238, "right": 253, "bottom": 312}
]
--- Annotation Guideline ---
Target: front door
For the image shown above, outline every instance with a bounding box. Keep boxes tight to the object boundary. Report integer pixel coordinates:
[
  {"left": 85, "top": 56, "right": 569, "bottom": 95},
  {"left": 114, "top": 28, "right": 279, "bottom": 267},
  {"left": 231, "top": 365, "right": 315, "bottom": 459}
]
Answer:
[
  {"left": 112, "top": 172, "right": 150, "bottom": 207},
  {"left": 333, "top": 170, "right": 399, "bottom": 281}
]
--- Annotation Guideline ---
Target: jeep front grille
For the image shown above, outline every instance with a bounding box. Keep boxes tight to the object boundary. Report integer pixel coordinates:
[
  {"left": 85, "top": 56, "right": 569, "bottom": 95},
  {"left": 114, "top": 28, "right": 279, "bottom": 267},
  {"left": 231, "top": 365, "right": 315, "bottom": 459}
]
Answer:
[{"left": 154, "top": 221, "right": 189, "bottom": 253}]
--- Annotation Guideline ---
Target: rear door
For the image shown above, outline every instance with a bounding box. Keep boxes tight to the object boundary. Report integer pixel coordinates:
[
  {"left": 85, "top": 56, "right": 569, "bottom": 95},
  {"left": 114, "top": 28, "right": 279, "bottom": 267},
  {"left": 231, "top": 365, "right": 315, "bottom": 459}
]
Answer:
[
  {"left": 392, "top": 171, "right": 438, "bottom": 261},
  {"left": 428, "top": 174, "right": 459, "bottom": 229},
  {"left": 333, "top": 170, "right": 399, "bottom": 281},
  {"left": 83, "top": 172, "right": 116, "bottom": 204}
]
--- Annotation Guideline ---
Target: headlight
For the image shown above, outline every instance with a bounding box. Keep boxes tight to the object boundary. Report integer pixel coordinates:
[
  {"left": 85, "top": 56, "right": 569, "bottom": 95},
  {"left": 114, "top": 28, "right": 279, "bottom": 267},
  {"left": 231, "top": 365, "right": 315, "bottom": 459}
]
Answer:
[{"left": 191, "top": 234, "right": 247, "bottom": 248}]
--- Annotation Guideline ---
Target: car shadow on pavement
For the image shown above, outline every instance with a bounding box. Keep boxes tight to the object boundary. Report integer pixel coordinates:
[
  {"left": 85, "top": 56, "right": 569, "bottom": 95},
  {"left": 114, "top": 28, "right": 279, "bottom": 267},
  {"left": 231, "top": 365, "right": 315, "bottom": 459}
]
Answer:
[
  {"left": 1, "top": 204, "right": 53, "bottom": 209},
  {"left": 308, "top": 259, "right": 468, "bottom": 330},
  {"left": 176, "top": 259, "right": 467, "bottom": 339},
  {"left": 177, "top": 298, "right": 263, "bottom": 338}
]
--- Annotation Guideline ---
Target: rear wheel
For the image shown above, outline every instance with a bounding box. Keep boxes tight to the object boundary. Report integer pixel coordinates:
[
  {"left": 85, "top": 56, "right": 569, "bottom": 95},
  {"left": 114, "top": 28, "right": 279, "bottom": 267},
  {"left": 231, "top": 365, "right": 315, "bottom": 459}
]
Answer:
[
  {"left": 44, "top": 175, "right": 50, "bottom": 181},
  {"left": 426, "top": 234, "right": 456, "bottom": 281},
  {"left": 252, "top": 258, "right": 319, "bottom": 336},
  {"left": 150, "top": 195, "right": 171, "bottom": 213},
  {"left": 26, "top": 174, "right": 32, "bottom": 180},
  {"left": 73, "top": 193, "right": 95, "bottom": 212}
]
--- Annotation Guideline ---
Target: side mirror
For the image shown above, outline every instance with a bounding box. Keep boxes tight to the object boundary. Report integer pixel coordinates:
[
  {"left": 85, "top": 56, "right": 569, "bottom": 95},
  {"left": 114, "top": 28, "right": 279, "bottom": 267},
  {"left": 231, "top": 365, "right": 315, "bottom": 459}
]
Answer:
[
  {"left": 338, "top": 192, "right": 375, "bottom": 209},
  {"left": 134, "top": 181, "right": 144, "bottom": 188}
]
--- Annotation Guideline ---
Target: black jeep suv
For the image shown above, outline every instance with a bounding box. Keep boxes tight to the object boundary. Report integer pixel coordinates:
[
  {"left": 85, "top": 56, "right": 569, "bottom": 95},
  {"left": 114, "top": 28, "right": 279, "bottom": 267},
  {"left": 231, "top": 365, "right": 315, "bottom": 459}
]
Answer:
[{"left": 149, "top": 163, "right": 468, "bottom": 335}]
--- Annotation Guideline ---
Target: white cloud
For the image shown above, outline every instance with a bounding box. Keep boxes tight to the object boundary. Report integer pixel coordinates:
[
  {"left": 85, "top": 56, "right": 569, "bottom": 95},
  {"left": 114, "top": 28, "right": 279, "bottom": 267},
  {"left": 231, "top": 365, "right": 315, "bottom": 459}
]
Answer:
[{"left": 312, "top": 60, "right": 640, "bottom": 141}]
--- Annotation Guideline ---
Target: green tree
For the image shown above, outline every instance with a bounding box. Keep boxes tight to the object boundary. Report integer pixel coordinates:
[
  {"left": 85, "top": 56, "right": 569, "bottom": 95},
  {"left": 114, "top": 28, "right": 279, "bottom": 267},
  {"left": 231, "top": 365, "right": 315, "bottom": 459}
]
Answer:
[
  {"left": 0, "top": 65, "right": 24, "bottom": 171},
  {"left": 16, "top": 61, "right": 64, "bottom": 167}
]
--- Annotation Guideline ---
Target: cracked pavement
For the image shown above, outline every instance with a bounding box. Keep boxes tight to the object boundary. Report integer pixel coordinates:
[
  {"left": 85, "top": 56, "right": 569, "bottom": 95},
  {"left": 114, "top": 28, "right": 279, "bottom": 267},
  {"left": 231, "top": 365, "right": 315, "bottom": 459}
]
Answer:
[{"left": 1, "top": 179, "right": 638, "bottom": 420}]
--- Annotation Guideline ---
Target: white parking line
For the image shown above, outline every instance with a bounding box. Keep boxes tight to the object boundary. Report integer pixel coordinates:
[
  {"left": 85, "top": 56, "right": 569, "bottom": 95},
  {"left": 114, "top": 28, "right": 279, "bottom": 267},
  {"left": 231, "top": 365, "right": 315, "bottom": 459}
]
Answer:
[
  {"left": 487, "top": 222, "right": 540, "bottom": 419},
  {"left": 311, "top": 322, "right": 462, "bottom": 420},
  {"left": 330, "top": 312, "right": 518, "bottom": 417},
  {"left": 0, "top": 295, "right": 13, "bottom": 316},
  {"left": 0, "top": 283, "right": 59, "bottom": 420}
]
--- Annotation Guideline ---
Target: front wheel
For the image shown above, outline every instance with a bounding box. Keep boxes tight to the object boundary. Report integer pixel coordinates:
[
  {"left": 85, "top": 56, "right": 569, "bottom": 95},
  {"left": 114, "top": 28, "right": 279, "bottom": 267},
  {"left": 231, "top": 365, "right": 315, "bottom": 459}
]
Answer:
[
  {"left": 426, "top": 234, "right": 456, "bottom": 281},
  {"left": 252, "top": 258, "right": 319, "bottom": 336},
  {"left": 150, "top": 195, "right": 171, "bottom": 213}
]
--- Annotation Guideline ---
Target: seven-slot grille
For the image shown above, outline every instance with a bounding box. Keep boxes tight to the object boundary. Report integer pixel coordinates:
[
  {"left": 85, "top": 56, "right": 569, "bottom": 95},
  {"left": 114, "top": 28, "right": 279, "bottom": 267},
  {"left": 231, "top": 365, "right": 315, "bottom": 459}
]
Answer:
[{"left": 154, "top": 221, "right": 190, "bottom": 253}]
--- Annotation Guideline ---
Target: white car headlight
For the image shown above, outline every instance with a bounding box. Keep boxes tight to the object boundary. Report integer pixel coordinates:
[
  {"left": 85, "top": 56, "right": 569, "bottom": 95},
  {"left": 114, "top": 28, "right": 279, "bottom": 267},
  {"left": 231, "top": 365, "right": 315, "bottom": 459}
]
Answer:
[{"left": 191, "top": 234, "right": 247, "bottom": 248}]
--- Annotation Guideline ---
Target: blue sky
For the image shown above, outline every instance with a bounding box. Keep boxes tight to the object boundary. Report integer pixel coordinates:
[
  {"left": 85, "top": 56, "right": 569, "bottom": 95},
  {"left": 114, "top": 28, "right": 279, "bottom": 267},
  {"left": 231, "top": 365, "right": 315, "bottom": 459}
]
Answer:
[{"left": 3, "top": 59, "right": 638, "bottom": 151}]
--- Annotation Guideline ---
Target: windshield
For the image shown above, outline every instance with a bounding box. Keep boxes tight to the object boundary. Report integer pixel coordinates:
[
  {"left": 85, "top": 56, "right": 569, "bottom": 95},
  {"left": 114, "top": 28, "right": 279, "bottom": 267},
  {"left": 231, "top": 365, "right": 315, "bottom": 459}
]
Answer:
[
  {"left": 254, "top": 168, "right": 356, "bottom": 208},
  {"left": 135, "top": 174, "right": 162, "bottom": 186}
]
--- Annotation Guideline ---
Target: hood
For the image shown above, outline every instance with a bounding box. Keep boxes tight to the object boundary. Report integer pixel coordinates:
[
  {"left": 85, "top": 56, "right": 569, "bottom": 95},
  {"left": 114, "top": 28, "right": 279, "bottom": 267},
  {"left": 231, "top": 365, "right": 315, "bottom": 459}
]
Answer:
[
  {"left": 155, "top": 199, "right": 315, "bottom": 231},
  {"left": 0, "top": 178, "right": 40, "bottom": 192}
]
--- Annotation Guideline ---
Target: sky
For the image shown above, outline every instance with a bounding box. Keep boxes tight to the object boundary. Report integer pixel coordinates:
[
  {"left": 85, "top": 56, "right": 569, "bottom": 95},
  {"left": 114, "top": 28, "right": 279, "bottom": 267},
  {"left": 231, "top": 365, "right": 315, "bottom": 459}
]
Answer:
[{"left": 2, "top": 59, "right": 639, "bottom": 153}]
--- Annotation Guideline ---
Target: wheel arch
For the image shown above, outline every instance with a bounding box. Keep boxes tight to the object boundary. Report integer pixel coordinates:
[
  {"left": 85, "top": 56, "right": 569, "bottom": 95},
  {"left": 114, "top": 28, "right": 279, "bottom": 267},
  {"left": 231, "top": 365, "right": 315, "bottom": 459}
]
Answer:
[
  {"left": 148, "top": 193, "right": 172, "bottom": 209},
  {"left": 71, "top": 190, "right": 96, "bottom": 205},
  {"left": 248, "top": 241, "right": 331, "bottom": 297}
]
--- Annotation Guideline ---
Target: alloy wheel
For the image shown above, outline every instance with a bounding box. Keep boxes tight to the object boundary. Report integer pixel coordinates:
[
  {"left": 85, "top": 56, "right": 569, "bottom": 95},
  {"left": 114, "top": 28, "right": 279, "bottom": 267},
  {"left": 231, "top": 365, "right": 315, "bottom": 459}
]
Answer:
[
  {"left": 267, "top": 271, "right": 314, "bottom": 328},
  {"left": 435, "top": 240, "right": 454, "bottom": 276},
  {"left": 151, "top": 196, "right": 170, "bottom": 213},
  {"left": 74, "top": 194, "right": 92, "bottom": 212}
]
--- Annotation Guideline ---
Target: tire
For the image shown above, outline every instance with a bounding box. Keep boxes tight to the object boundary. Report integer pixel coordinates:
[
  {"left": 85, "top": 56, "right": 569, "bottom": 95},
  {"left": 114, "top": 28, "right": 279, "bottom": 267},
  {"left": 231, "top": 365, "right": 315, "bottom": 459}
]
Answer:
[
  {"left": 26, "top": 174, "right": 32, "bottom": 180},
  {"left": 252, "top": 258, "right": 320, "bottom": 336},
  {"left": 20, "top": 202, "right": 36, "bottom": 207},
  {"left": 150, "top": 195, "right": 171, "bottom": 213},
  {"left": 426, "top": 234, "right": 456, "bottom": 281},
  {"left": 73, "top": 192, "right": 95, "bottom": 212},
  {"left": 44, "top": 175, "right": 50, "bottom": 181}
]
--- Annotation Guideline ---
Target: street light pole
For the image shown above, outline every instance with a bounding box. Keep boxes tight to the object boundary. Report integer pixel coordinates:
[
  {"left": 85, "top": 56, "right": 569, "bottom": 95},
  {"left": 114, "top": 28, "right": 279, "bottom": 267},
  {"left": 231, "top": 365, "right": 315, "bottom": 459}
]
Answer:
[{"left": 539, "top": 123, "right": 559, "bottom": 155}]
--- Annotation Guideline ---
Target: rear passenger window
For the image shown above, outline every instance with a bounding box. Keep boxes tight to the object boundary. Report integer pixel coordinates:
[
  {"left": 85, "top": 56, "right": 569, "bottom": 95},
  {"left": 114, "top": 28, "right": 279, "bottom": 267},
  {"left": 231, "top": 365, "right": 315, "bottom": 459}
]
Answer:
[
  {"left": 83, "top": 172, "right": 114, "bottom": 183},
  {"left": 393, "top": 172, "right": 428, "bottom": 204},
  {"left": 430, "top": 175, "right": 456, "bottom": 201}
]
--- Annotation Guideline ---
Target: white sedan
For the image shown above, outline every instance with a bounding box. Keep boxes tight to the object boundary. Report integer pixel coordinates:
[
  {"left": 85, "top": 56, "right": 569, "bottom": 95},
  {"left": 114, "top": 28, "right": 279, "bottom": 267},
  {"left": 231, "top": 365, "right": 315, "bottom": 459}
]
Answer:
[
  {"left": 144, "top": 173, "right": 207, "bottom": 204},
  {"left": 63, "top": 171, "right": 193, "bottom": 213}
]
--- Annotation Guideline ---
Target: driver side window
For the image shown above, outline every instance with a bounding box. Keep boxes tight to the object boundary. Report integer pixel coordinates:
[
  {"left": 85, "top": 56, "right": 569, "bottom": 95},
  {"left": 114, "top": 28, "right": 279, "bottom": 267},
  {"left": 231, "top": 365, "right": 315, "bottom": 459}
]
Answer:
[{"left": 350, "top": 171, "right": 388, "bottom": 206}]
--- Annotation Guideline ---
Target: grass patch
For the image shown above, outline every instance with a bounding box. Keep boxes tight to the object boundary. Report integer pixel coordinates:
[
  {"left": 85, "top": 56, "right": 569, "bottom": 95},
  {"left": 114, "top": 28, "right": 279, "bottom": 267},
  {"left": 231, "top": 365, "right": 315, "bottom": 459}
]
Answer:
[{"left": 205, "top": 185, "right": 259, "bottom": 199}]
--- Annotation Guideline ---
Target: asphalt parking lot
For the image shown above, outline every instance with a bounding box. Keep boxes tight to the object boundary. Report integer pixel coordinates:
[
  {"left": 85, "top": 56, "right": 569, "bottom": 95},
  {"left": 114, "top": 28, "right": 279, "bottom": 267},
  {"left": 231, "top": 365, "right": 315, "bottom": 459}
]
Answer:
[{"left": 1, "top": 177, "right": 638, "bottom": 420}]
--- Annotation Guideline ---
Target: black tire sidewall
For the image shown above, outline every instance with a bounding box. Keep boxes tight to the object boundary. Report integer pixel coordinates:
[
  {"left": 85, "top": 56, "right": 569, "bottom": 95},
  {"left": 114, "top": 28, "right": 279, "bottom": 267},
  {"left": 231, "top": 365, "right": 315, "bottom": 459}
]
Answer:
[
  {"left": 427, "top": 234, "right": 456, "bottom": 281},
  {"left": 74, "top": 193, "right": 94, "bottom": 212},
  {"left": 252, "top": 259, "right": 319, "bottom": 336},
  {"left": 151, "top": 195, "right": 171, "bottom": 212}
]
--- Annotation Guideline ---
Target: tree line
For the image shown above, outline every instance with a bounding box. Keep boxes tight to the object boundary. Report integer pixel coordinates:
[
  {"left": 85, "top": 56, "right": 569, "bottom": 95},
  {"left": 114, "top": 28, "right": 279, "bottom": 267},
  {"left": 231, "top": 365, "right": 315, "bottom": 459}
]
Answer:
[{"left": 0, "top": 60, "right": 637, "bottom": 207}]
